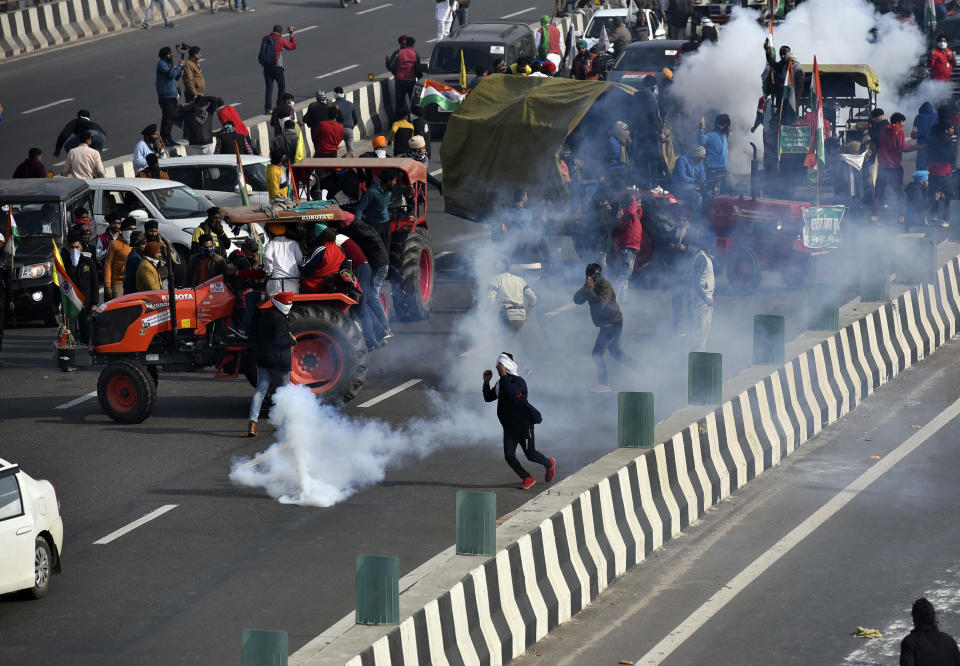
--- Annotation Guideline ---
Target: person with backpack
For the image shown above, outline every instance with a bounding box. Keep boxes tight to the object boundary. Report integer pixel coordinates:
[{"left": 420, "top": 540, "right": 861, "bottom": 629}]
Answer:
[
  {"left": 387, "top": 36, "right": 422, "bottom": 121},
  {"left": 259, "top": 24, "right": 297, "bottom": 114}
]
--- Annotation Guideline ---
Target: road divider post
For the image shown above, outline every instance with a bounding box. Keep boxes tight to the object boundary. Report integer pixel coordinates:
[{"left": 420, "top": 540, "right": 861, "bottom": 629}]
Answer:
[
  {"left": 859, "top": 258, "right": 890, "bottom": 302},
  {"left": 456, "top": 491, "right": 496, "bottom": 556},
  {"left": 950, "top": 200, "right": 960, "bottom": 241},
  {"left": 895, "top": 233, "right": 937, "bottom": 285},
  {"left": 355, "top": 555, "right": 400, "bottom": 625},
  {"left": 752, "top": 315, "right": 785, "bottom": 365},
  {"left": 688, "top": 353, "right": 722, "bottom": 405},
  {"left": 808, "top": 284, "right": 839, "bottom": 331},
  {"left": 618, "top": 392, "right": 655, "bottom": 447},
  {"left": 242, "top": 629, "right": 288, "bottom": 666}
]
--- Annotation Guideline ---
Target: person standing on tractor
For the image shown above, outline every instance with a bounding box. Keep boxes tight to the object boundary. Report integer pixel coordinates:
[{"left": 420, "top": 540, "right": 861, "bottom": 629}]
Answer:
[
  {"left": 124, "top": 231, "right": 147, "bottom": 295},
  {"left": 187, "top": 234, "right": 228, "bottom": 287},
  {"left": 262, "top": 223, "right": 302, "bottom": 294},
  {"left": 928, "top": 35, "right": 957, "bottom": 83},
  {"left": 873, "top": 112, "right": 918, "bottom": 224},
  {"left": 137, "top": 241, "right": 164, "bottom": 291},
  {"left": 64, "top": 227, "right": 100, "bottom": 343},
  {"left": 573, "top": 263, "right": 637, "bottom": 393},
  {"left": 247, "top": 291, "right": 296, "bottom": 438},
  {"left": 699, "top": 114, "right": 730, "bottom": 194},
  {"left": 330, "top": 216, "right": 391, "bottom": 345},
  {"left": 104, "top": 217, "right": 136, "bottom": 300},
  {"left": 353, "top": 167, "right": 402, "bottom": 250},
  {"left": 482, "top": 353, "right": 556, "bottom": 490}
]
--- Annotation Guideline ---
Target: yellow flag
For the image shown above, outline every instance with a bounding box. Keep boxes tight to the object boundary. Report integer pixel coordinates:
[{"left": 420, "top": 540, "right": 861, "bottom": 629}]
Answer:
[{"left": 459, "top": 49, "right": 467, "bottom": 91}]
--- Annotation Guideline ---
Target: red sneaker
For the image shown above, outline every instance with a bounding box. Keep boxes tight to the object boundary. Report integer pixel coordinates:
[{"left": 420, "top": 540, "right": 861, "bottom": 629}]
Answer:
[
  {"left": 545, "top": 458, "right": 556, "bottom": 482},
  {"left": 521, "top": 477, "right": 536, "bottom": 490}
]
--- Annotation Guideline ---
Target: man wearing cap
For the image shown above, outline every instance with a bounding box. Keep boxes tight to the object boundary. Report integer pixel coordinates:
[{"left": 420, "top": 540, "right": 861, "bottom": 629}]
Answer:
[
  {"left": 137, "top": 241, "right": 164, "bottom": 291},
  {"left": 333, "top": 87, "right": 360, "bottom": 156},
  {"left": 698, "top": 113, "right": 730, "bottom": 193},
  {"left": 905, "top": 169, "right": 933, "bottom": 228},
  {"left": 483, "top": 352, "right": 556, "bottom": 490},
  {"left": 104, "top": 217, "right": 137, "bottom": 299},
  {"left": 190, "top": 206, "right": 230, "bottom": 255},
  {"left": 124, "top": 231, "right": 148, "bottom": 295},
  {"left": 262, "top": 223, "right": 303, "bottom": 294},
  {"left": 134, "top": 124, "right": 167, "bottom": 173},
  {"left": 63, "top": 227, "right": 100, "bottom": 342},
  {"left": 247, "top": 291, "right": 296, "bottom": 437},
  {"left": 672, "top": 145, "right": 707, "bottom": 213},
  {"left": 62, "top": 133, "right": 105, "bottom": 179},
  {"left": 699, "top": 17, "right": 718, "bottom": 43},
  {"left": 387, "top": 36, "right": 421, "bottom": 118}
]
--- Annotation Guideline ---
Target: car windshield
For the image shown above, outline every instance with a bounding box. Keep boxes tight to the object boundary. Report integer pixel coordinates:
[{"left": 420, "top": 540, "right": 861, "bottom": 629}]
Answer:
[
  {"left": 243, "top": 163, "right": 269, "bottom": 192},
  {"left": 3, "top": 202, "right": 63, "bottom": 239},
  {"left": 141, "top": 185, "right": 209, "bottom": 220},
  {"left": 586, "top": 15, "right": 628, "bottom": 38},
  {"left": 431, "top": 44, "right": 500, "bottom": 74},
  {"left": 614, "top": 46, "right": 679, "bottom": 71}
]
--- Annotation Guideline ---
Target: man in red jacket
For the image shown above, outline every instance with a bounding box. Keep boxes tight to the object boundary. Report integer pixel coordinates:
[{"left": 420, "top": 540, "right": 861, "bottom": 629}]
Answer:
[
  {"left": 928, "top": 34, "right": 957, "bottom": 82},
  {"left": 312, "top": 106, "right": 344, "bottom": 158},
  {"left": 260, "top": 25, "right": 297, "bottom": 114},
  {"left": 873, "top": 112, "right": 918, "bottom": 223},
  {"left": 613, "top": 195, "right": 644, "bottom": 295},
  {"left": 388, "top": 36, "right": 421, "bottom": 122}
]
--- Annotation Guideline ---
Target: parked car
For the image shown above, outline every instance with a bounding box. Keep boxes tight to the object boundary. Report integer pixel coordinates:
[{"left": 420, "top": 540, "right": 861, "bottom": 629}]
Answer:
[
  {"left": 159, "top": 154, "right": 271, "bottom": 207},
  {"left": 0, "top": 459, "right": 63, "bottom": 599},
  {"left": 0, "top": 178, "right": 94, "bottom": 325},
  {"left": 417, "top": 22, "right": 535, "bottom": 132},
  {"left": 607, "top": 40, "right": 690, "bottom": 85},
  {"left": 582, "top": 7, "right": 666, "bottom": 53}
]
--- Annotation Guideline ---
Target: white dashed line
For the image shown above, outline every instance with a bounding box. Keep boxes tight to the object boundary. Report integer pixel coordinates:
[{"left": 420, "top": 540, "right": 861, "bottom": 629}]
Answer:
[
  {"left": 316, "top": 64, "right": 359, "bottom": 79},
  {"left": 229, "top": 102, "right": 242, "bottom": 107},
  {"left": 501, "top": 6, "right": 535, "bottom": 18},
  {"left": 545, "top": 303, "right": 576, "bottom": 317},
  {"left": 426, "top": 37, "right": 439, "bottom": 43},
  {"left": 93, "top": 505, "right": 178, "bottom": 545},
  {"left": 434, "top": 251, "right": 451, "bottom": 259},
  {"left": 296, "top": 25, "right": 319, "bottom": 34},
  {"left": 54, "top": 390, "right": 97, "bottom": 410},
  {"left": 356, "top": 3, "right": 391, "bottom": 14},
  {"left": 21, "top": 98, "right": 74, "bottom": 114},
  {"left": 356, "top": 379, "right": 422, "bottom": 408},
  {"left": 429, "top": 168, "right": 443, "bottom": 176}
]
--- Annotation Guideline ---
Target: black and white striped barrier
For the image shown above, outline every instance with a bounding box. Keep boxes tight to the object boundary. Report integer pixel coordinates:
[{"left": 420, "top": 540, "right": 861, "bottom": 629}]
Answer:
[{"left": 294, "top": 259, "right": 960, "bottom": 665}]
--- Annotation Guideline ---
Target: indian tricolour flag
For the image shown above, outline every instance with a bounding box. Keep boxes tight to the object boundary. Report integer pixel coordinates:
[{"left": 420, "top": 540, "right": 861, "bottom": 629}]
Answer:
[
  {"left": 419, "top": 79, "right": 468, "bottom": 112},
  {"left": 780, "top": 58, "right": 798, "bottom": 125},
  {"left": 51, "top": 240, "right": 84, "bottom": 321},
  {"left": 3, "top": 206, "right": 19, "bottom": 260},
  {"left": 805, "top": 56, "right": 825, "bottom": 169}
]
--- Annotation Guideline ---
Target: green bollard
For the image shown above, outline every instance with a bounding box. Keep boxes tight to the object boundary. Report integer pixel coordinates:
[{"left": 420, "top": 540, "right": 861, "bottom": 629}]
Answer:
[
  {"left": 456, "top": 491, "right": 496, "bottom": 556},
  {"left": 859, "top": 259, "right": 890, "bottom": 302},
  {"left": 752, "top": 315, "right": 785, "bottom": 365},
  {"left": 808, "top": 284, "right": 839, "bottom": 331},
  {"left": 895, "top": 233, "right": 937, "bottom": 285},
  {"left": 688, "top": 352, "right": 722, "bottom": 405},
  {"left": 355, "top": 555, "right": 400, "bottom": 625},
  {"left": 242, "top": 629, "right": 288, "bottom": 666},
  {"left": 950, "top": 200, "right": 960, "bottom": 241},
  {"left": 618, "top": 392, "right": 655, "bottom": 448}
]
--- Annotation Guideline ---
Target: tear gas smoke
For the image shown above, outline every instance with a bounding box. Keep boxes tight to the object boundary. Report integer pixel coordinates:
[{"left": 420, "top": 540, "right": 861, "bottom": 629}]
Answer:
[{"left": 672, "top": 0, "right": 944, "bottom": 173}]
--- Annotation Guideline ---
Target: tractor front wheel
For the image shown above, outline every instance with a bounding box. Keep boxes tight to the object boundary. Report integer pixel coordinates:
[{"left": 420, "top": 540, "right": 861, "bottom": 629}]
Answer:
[
  {"left": 97, "top": 360, "right": 157, "bottom": 424},
  {"left": 391, "top": 227, "right": 434, "bottom": 322},
  {"left": 286, "top": 304, "right": 367, "bottom": 403}
]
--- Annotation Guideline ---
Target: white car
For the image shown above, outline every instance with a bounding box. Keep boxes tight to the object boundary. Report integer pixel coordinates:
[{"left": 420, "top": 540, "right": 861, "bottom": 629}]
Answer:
[
  {"left": 158, "top": 154, "right": 271, "bottom": 207},
  {"left": 582, "top": 7, "right": 667, "bottom": 53},
  {"left": 0, "top": 459, "right": 63, "bottom": 599}
]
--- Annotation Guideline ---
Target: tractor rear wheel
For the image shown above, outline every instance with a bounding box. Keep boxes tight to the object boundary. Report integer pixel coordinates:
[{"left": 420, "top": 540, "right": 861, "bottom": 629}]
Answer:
[
  {"left": 97, "top": 360, "right": 157, "bottom": 424},
  {"left": 725, "top": 248, "right": 762, "bottom": 294},
  {"left": 287, "top": 304, "right": 367, "bottom": 403},
  {"left": 390, "top": 227, "right": 434, "bottom": 322}
]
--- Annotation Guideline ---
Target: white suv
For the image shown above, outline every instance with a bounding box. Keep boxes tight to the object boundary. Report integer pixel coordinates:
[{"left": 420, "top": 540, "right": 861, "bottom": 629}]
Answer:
[
  {"left": 0, "top": 459, "right": 63, "bottom": 598},
  {"left": 159, "top": 154, "right": 271, "bottom": 207}
]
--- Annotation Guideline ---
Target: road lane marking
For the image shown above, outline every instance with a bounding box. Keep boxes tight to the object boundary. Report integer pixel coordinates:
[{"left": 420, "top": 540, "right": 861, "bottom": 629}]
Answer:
[
  {"left": 296, "top": 25, "right": 318, "bottom": 33},
  {"left": 229, "top": 102, "right": 243, "bottom": 107},
  {"left": 316, "top": 64, "right": 359, "bottom": 79},
  {"left": 430, "top": 168, "right": 443, "bottom": 176},
  {"left": 546, "top": 303, "right": 576, "bottom": 317},
  {"left": 356, "top": 378, "right": 422, "bottom": 408},
  {"left": 356, "top": 3, "right": 391, "bottom": 14},
  {"left": 501, "top": 6, "right": 535, "bottom": 18},
  {"left": 93, "top": 505, "right": 178, "bottom": 545},
  {"left": 434, "top": 251, "right": 451, "bottom": 259},
  {"left": 426, "top": 37, "right": 439, "bottom": 43},
  {"left": 634, "top": 397, "right": 960, "bottom": 665},
  {"left": 54, "top": 390, "right": 97, "bottom": 410},
  {"left": 22, "top": 98, "right": 74, "bottom": 114}
]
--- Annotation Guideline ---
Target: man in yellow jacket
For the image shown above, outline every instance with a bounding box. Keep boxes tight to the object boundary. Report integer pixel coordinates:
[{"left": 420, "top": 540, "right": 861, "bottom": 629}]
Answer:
[
  {"left": 267, "top": 148, "right": 289, "bottom": 201},
  {"left": 104, "top": 217, "right": 136, "bottom": 299},
  {"left": 136, "top": 241, "right": 164, "bottom": 291}
]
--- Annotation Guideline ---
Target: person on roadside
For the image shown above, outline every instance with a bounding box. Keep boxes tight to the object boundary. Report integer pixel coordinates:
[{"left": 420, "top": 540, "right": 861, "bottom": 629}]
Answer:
[
  {"left": 186, "top": 233, "right": 228, "bottom": 286},
  {"left": 482, "top": 352, "right": 556, "bottom": 490},
  {"left": 389, "top": 110, "right": 415, "bottom": 156},
  {"left": 63, "top": 227, "right": 99, "bottom": 342},
  {"left": 699, "top": 113, "right": 730, "bottom": 193},
  {"left": 134, "top": 124, "right": 167, "bottom": 173},
  {"left": 190, "top": 207, "right": 230, "bottom": 255},
  {"left": 156, "top": 47, "right": 184, "bottom": 146},
  {"left": 123, "top": 231, "right": 148, "bottom": 295},
  {"left": 455, "top": 0, "right": 469, "bottom": 27},
  {"left": 905, "top": 170, "right": 933, "bottom": 228},
  {"left": 435, "top": 0, "right": 458, "bottom": 42},
  {"left": 247, "top": 291, "right": 296, "bottom": 437},
  {"left": 260, "top": 25, "right": 297, "bottom": 114},
  {"left": 96, "top": 212, "right": 122, "bottom": 267},
  {"left": 136, "top": 241, "right": 163, "bottom": 291},
  {"left": 536, "top": 14, "right": 563, "bottom": 64},
  {"left": 62, "top": 132, "right": 105, "bottom": 179},
  {"left": 216, "top": 106, "right": 257, "bottom": 154},
  {"left": 103, "top": 217, "right": 136, "bottom": 300},
  {"left": 12, "top": 148, "right": 46, "bottom": 179},
  {"left": 613, "top": 195, "right": 643, "bottom": 296},
  {"left": 333, "top": 87, "right": 360, "bottom": 155},
  {"left": 912, "top": 102, "right": 938, "bottom": 171},
  {"left": 873, "top": 111, "right": 918, "bottom": 224},
  {"left": 262, "top": 223, "right": 302, "bottom": 295},
  {"left": 183, "top": 96, "right": 223, "bottom": 155},
  {"left": 573, "top": 262, "right": 636, "bottom": 393},
  {"left": 312, "top": 106, "right": 343, "bottom": 158},
  {"left": 137, "top": 152, "right": 170, "bottom": 180},
  {"left": 270, "top": 119, "right": 300, "bottom": 165},
  {"left": 141, "top": 0, "right": 174, "bottom": 29},
  {"left": 609, "top": 16, "right": 632, "bottom": 58},
  {"left": 667, "top": 0, "right": 693, "bottom": 40},
  {"left": 928, "top": 34, "right": 957, "bottom": 83},
  {"left": 572, "top": 40, "right": 599, "bottom": 80},
  {"left": 388, "top": 36, "right": 422, "bottom": 117},
  {"left": 266, "top": 148, "right": 289, "bottom": 201},
  {"left": 215, "top": 120, "right": 257, "bottom": 155},
  {"left": 927, "top": 120, "right": 955, "bottom": 225},
  {"left": 54, "top": 110, "right": 106, "bottom": 159},
  {"left": 672, "top": 144, "right": 708, "bottom": 213},
  {"left": 182, "top": 45, "right": 205, "bottom": 102},
  {"left": 900, "top": 597, "right": 960, "bottom": 665},
  {"left": 689, "top": 233, "right": 715, "bottom": 353},
  {"left": 270, "top": 92, "right": 297, "bottom": 137}
]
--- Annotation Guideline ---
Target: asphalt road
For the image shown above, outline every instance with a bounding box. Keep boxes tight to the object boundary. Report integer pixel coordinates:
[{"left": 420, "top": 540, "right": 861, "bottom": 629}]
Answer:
[
  {"left": 0, "top": 0, "right": 552, "bottom": 175},
  {"left": 513, "top": 331, "right": 960, "bottom": 666}
]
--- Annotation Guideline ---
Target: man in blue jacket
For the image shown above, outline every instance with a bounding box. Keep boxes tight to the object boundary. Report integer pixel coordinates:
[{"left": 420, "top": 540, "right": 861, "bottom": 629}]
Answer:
[
  {"left": 156, "top": 47, "right": 184, "bottom": 146},
  {"left": 672, "top": 145, "right": 707, "bottom": 214},
  {"left": 698, "top": 113, "right": 730, "bottom": 194}
]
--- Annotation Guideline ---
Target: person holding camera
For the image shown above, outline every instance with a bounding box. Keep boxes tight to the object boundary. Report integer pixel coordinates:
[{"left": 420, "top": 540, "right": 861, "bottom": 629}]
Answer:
[
  {"left": 259, "top": 25, "right": 297, "bottom": 114},
  {"left": 182, "top": 46, "right": 205, "bottom": 103},
  {"left": 141, "top": 0, "right": 174, "bottom": 29},
  {"left": 155, "top": 47, "right": 184, "bottom": 146}
]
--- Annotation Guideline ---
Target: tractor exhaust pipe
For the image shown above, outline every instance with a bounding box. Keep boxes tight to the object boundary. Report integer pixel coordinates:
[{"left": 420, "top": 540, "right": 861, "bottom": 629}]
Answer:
[{"left": 749, "top": 141, "right": 760, "bottom": 200}]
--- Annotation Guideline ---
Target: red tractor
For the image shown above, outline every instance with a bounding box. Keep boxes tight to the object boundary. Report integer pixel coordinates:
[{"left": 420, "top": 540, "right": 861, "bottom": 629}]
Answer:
[{"left": 62, "top": 201, "right": 369, "bottom": 424}]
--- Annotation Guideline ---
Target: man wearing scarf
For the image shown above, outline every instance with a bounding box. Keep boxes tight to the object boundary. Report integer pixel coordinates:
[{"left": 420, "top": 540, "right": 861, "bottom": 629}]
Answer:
[
  {"left": 247, "top": 291, "right": 296, "bottom": 437},
  {"left": 483, "top": 353, "right": 556, "bottom": 490}
]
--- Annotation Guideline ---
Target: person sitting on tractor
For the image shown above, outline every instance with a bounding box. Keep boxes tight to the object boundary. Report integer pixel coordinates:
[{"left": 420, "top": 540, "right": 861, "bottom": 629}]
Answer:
[
  {"left": 228, "top": 238, "right": 261, "bottom": 271},
  {"left": 672, "top": 145, "right": 707, "bottom": 214},
  {"left": 186, "top": 233, "right": 228, "bottom": 287},
  {"left": 262, "top": 223, "right": 303, "bottom": 294},
  {"left": 698, "top": 114, "right": 730, "bottom": 194},
  {"left": 300, "top": 231, "right": 347, "bottom": 293},
  {"left": 247, "top": 291, "right": 297, "bottom": 438},
  {"left": 136, "top": 241, "right": 164, "bottom": 292}
]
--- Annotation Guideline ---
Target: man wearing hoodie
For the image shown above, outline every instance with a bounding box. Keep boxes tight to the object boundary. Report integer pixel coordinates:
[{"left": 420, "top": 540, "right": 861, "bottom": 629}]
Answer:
[
  {"left": 873, "top": 112, "right": 918, "bottom": 223},
  {"left": 912, "top": 102, "right": 938, "bottom": 170},
  {"left": 899, "top": 598, "right": 960, "bottom": 664}
]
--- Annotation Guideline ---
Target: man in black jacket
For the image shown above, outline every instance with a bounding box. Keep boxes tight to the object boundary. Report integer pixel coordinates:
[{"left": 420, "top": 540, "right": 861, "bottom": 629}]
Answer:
[
  {"left": 332, "top": 217, "right": 390, "bottom": 344},
  {"left": 900, "top": 597, "right": 960, "bottom": 665},
  {"left": 247, "top": 291, "right": 296, "bottom": 437},
  {"left": 184, "top": 96, "right": 224, "bottom": 155},
  {"left": 573, "top": 263, "right": 636, "bottom": 393},
  {"left": 483, "top": 352, "right": 556, "bottom": 490},
  {"left": 63, "top": 226, "right": 100, "bottom": 343},
  {"left": 54, "top": 110, "right": 107, "bottom": 158}
]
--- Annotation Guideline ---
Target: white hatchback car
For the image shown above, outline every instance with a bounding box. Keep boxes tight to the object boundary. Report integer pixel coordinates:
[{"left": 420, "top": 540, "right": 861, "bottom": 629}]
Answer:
[
  {"left": 159, "top": 154, "right": 271, "bottom": 207},
  {"left": 0, "top": 459, "right": 63, "bottom": 598}
]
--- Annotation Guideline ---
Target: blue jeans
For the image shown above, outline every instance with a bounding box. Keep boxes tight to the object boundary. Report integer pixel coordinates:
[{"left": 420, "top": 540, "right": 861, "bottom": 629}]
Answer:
[
  {"left": 355, "top": 262, "right": 376, "bottom": 347},
  {"left": 263, "top": 65, "right": 285, "bottom": 113},
  {"left": 616, "top": 247, "right": 637, "bottom": 293},
  {"left": 64, "top": 130, "right": 106, "bottom": 154},
  {"left": 248, "top": 366, "right": 289, "bottom": 422},
  {"left": 234, "top": 0, "right": 247, "bottom": 7},
  {"left": 456, "top": 6, "right": 468, "bottom": 27},
  {"left": 370, "top": 264, "right": 390, "bottom": 339}
]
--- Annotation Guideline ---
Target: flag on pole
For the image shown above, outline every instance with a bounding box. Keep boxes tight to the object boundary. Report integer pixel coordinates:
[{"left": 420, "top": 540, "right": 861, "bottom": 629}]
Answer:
[
  {"left": 459, "top": 49, "right": 467, "bottom": 92},
  {"left": 925, "top": 0, "right": 938, "bottom": 35},
  {"left": 287, "top": 162, "right": 300, "bottom": 202},
  {"left": 4, "top": 206, "right": 19, "bottom": 260},
  {"left": 780, "top": 58, "right": 799, "bottom": 124},
  {"left": 419, "top": 79, "right": 469, "bottom": 112},
  {"left": 234, "top": 144, "right": 251, "bottom": 206},
  {"left": 805, "top": 56, "right": 825, "bottom": 169},
  {"left": 51, "top": 240, "right": 84, "bottom": 322}
]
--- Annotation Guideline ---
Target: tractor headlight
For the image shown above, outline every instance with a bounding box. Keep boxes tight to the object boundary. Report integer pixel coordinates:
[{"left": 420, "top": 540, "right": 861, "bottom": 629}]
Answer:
[{"left": 20, "top": 262, "right": 52, "bottom": 279}]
